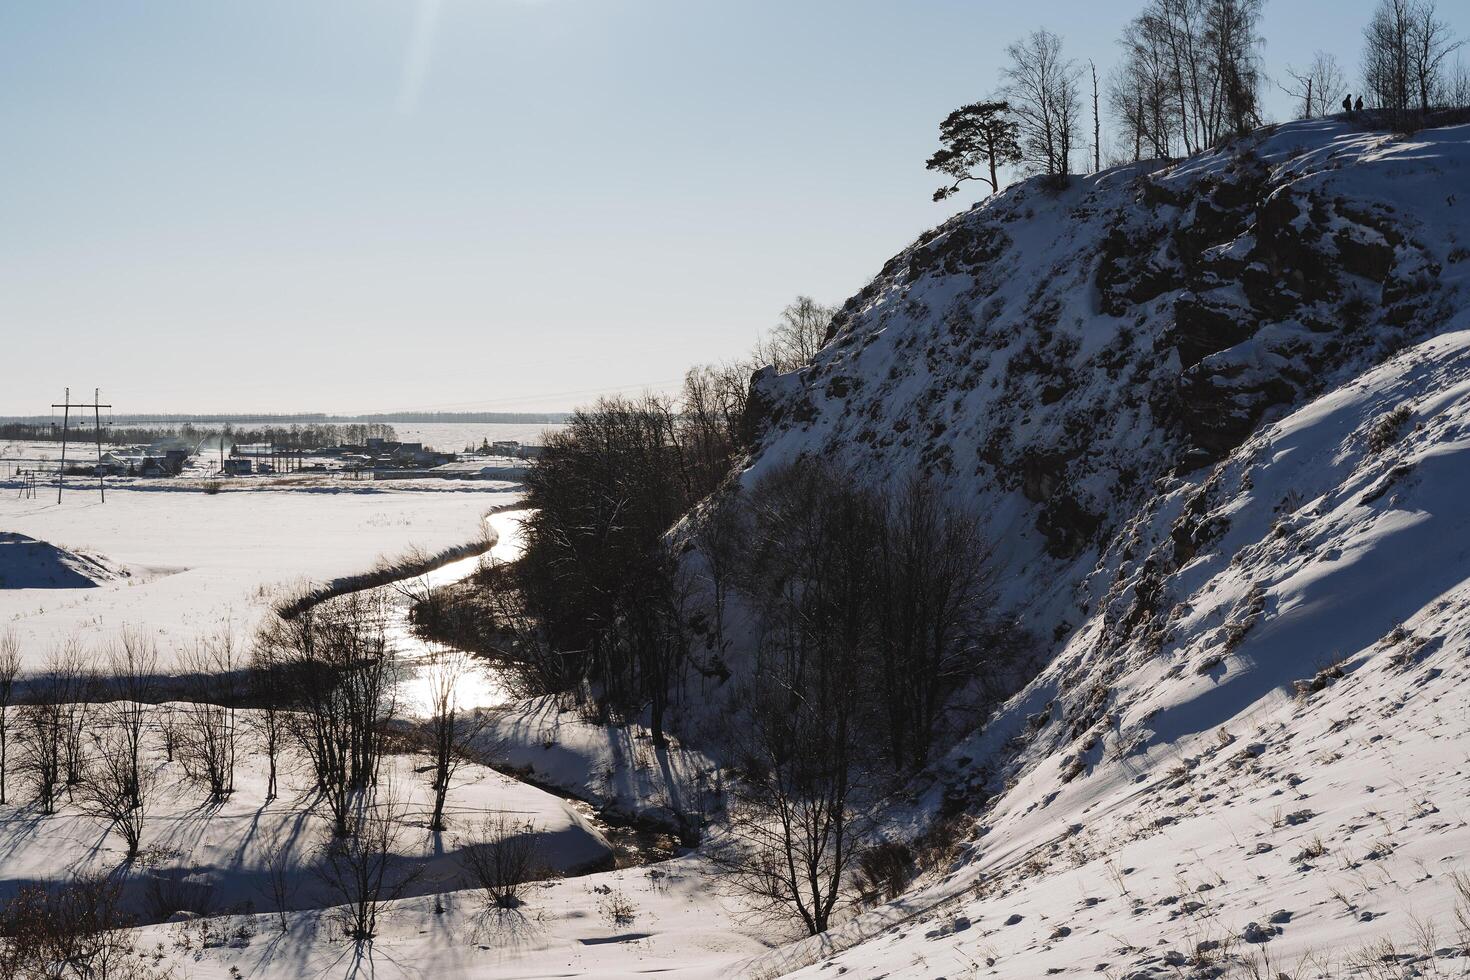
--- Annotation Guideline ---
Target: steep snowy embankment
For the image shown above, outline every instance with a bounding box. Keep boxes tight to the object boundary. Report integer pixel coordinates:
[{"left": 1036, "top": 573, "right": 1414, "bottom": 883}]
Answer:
[
  {"left": 747, "top": 118, "right": 1469, "bottom": 644},
  {"left": 732, "top": 119, "right": 1470, "bottom": 977},
  {"left": 744, "top": 321, "right": 1470, "bottom": 980}
]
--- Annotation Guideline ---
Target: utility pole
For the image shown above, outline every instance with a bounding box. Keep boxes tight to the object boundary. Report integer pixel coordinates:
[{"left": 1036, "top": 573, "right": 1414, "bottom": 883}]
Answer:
[
  {"left": 51, "top": 388, "right": 112, "bottom": 504},
  {"left": 56, "top": 388, "right": 69, "bottom": 504},
  {"left": 94, "top": 388, "right": 105, "bottom": 501}
]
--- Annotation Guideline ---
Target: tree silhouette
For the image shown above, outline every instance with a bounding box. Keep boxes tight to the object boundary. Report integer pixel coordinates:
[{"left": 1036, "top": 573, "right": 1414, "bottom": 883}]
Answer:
[{"left": 926, "top": 100, "right": 1022, "bottom": 202}]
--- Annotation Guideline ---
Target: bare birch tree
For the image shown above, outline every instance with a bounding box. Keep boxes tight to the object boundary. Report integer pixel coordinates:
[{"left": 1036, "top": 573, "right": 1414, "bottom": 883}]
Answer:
[
  {"left": 0, "top": 633, "right": 20, "bottom": 806},
  {"left": 1003, "top": 28, "right": 1083, "bottom": 179},
  {"left": 421, "top": 647, "right": 490, "bottom": 832},
  {"left": 314, "top": 787, "right": 421, "bottom": 940},
  {"left": 247, "top": 641, "right": 287, "bottom": 799},
  {"left": 1282, "top": 51, "right": 1347, "bottom": 118},
  {"left": 53, "top": 644, "right": 96, "bottom": 795},
  {"left": 80, "top": 727, "right": 154, "bottom": 861},
  {"left": 1112, "top": 9, "right": 1179, "bottom": 159},
  {"left": 271, "top": 591, "right": 396, "bottom": 838},
  {"left": 107, "top": 630, "right": 158, "bottom": 811},
  {"left": 1361, "top": 0, "right": 1461, "bottom": 118},
  {"left": 1112, "top": 0, "right": 1263, "bottom": 154},
  {"left": 178, "top": 635, "right": 241, "bottom": 802},
  {"left": 261, "top": 834, "right": 299, "bottom": 933},
  {"left": 757, "top": 296, "right": 835, "bottom": 373},
  {"left": 1449, "top": 56, "right": 1470, "bottom": 107},
  {"left": 717, "top": 460, "right": 878, "bottom": 936},
  {"left": 873, "top": 476, "right": 996, "bottom": 771},
  {"left": 1408, "top": 1, "right": 1463, "bottom": 113},
  {"left": 16, "top": 699, "right": 63, "bottom": 814}
]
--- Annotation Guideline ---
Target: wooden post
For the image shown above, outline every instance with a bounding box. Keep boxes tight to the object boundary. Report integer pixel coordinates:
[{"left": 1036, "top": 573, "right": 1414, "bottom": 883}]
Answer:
[
  {"left": 56, "top": 388, "right": 69, "bottom": 504},
  {"left": 94, "top": 388, "right": 105, "bottom": 503},
  {"left": 50, "top": 389, "right": 112, "bottom": 503}
]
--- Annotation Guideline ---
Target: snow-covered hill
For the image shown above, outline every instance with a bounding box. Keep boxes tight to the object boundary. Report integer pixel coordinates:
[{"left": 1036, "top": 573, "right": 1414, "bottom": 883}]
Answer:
[
  {"left": 730, "top": 118, "right": 1470, "bottom": 977},
  {"left": 0, "top": 531, "right": 124, "bottom": 589},
  {"left": 747, "top": 118, "right": 1467, "bottom": 636},
  {"left": 19, "top": 119, "right": 1469, "bottom": 980}
]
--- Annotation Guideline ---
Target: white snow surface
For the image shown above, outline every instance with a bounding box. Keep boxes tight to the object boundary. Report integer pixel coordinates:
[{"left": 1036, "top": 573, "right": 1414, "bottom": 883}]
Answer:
[
  {"left": 7, "top": 119, "right": 1470, "bottom": 978},
  {"left": 742, "top": 322, "right": 1470, "bottom": 980},
  {"left": 0, "top": 485, "right": 515, "bottom": 666},
  {"left": 0, "top": 531, "right": 125, "bottom": 589},
  {"left": 716, "top": 120, "right": 1470, "bottom": 978}
]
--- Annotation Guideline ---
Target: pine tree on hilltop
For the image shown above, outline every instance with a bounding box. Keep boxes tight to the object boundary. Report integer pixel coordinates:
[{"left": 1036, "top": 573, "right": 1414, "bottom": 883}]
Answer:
[{"left": 926, "top": 100, "right": 1022, "bottom": 202}]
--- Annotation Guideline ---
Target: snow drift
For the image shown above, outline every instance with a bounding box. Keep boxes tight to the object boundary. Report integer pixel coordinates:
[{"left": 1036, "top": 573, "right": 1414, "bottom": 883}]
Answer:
[{"left": 0, "top": 531, "right": 124, "bottom": 589}]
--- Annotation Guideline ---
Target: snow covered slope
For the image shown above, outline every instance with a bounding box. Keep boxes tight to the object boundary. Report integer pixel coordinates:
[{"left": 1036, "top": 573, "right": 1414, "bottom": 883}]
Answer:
[
  {"left": 729, "top": 119, "right": 1470, "bottom": 977},
  {"left": 745, "top": 321, "right": 1470, "bottom": 980},
  {"left": 0, "top": 531, "right": 124, "bottom": 589},
  {"left": 14, "top": 120, "right": 1468, "bottom": 980},
  {"left": 745, "top": 118, "right": 1469, "bottom": 640}
]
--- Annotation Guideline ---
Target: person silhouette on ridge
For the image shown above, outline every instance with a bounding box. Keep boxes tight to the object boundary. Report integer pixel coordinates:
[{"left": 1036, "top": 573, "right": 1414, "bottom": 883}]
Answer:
[
  {"left": 1355, "top": 96, "right": 1364, "bottom": 112},
  {"left": 1343, "top": 94, "right": 1354, "bottom": 115}
]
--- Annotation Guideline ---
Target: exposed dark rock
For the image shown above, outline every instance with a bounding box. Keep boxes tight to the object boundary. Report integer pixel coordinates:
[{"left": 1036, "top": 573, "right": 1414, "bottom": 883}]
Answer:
[
  {"left": 1096, "top": 225, "right": 1180, "bottom": 316},
  {"left": 1038, "top": 495, "right": 1103, "bottom": 558},
  {"left": 1334, "top": 231, "right": 1395, "bottom": 282},
  {"left": 1020, "top": 450, "right": 1077, "bottom": 504},
  {"left": 907, "top": 223, "right": 1009, "bottom": 280},
  {"left": 739, "top": 367, "right": 779, "bottom": 447},
  {"left": 1178, "top": 356, "right": 1297, "bottom": 462},
  {"left": 1170, "top": 293, "right": 1258, "bottom": 370}
]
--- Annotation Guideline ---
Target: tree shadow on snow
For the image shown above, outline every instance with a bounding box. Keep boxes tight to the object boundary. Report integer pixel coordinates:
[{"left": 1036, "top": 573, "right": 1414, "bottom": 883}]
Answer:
[
  {"left": 323, "top": 937, "right": 428, "bottom": 980},
  {"left": 466, "top": 904, "right": 540, "bottom": 953}
]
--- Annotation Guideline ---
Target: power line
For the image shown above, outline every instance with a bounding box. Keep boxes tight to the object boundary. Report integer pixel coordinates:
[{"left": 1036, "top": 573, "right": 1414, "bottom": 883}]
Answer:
[
  {"left": 50, "top": 388, "right": 112, "bottom": 504},
  {"left": 368, "top": 378, "right": 684, "bottom": 416}
]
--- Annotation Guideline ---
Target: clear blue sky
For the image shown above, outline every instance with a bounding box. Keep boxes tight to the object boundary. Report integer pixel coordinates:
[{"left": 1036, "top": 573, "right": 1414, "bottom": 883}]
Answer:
[{"left": 2, "top": 0, "right": 1462, "bottom": 414}]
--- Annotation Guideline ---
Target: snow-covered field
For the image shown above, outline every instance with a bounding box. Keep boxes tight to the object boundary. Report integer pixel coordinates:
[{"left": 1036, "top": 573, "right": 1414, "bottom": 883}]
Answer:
[
  {"left": 0, "top": 482, "right": 768, "bottom": 977},
  {"left": 128, "top": 850, "right": 768, "bottom": 980},
  {"left": 0, "top": 484, "right": 516, "bottom": 665},
  {"left": 0, "top": 717, "right": 614, "bottom": 911},
  {"left": 6, "top": 119, "right": 1470, "bottom": 979},
  {"left": 755, "top": 653, "right": 1470, "bottom": 979}
]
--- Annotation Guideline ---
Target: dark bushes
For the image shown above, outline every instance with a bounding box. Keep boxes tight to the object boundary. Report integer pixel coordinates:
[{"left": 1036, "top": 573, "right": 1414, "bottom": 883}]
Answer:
[
  {"left": 856, "top": 841, "right": 918, "bottom": 904},
  {"left": 718, "top": 459, "right": 1004, "bottom": 935},
  {"left": 0, "top": 874, "right": 169, "bottom": 979},
  {"left": 516, "top": 391, "right": 741, "bottom": 743},
  {"left": 462, "top": 815, "right": 543, "bottom": 908}
]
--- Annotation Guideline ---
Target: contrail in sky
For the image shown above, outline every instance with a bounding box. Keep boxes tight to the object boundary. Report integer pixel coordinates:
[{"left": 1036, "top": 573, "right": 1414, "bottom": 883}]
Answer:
[{"left": 396, "top": 0, "right": 443, "bottom": 115}]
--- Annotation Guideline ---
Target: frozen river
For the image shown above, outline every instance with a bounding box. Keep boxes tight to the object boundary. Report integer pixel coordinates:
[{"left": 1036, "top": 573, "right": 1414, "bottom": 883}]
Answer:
[{"left": 388, "top": 507, "right": 528, "bottom": 717}]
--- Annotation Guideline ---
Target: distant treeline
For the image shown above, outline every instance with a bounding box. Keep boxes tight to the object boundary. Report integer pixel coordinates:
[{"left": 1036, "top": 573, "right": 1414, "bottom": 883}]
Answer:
[
  {"left": 0, "top": 421, "right": 397, "bottom": 448},
  {"left": 343, "top": 412, "right": 570, "bottom": 424}
]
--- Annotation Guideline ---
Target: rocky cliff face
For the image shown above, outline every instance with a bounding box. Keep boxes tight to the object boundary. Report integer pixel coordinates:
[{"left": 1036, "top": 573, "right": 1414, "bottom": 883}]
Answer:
[
  {"left": 743, "top": 118, "right": 1466, "bottom": 644},
  {"left": 734, "top": 117, "right": 1470, "bottom": 980}
]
